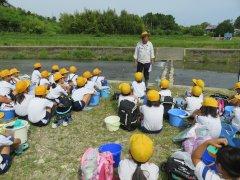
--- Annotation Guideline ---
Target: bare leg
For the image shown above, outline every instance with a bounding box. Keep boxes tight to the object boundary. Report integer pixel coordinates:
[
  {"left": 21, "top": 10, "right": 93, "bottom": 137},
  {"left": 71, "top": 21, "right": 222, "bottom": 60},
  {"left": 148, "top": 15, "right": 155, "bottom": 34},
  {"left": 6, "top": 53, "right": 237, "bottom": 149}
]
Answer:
[
  {"left": 82, "top": 94, "right": 91, "bottom": 105},
  {"left": 0, "top": 146, "right": 10, "bottom": 155}
]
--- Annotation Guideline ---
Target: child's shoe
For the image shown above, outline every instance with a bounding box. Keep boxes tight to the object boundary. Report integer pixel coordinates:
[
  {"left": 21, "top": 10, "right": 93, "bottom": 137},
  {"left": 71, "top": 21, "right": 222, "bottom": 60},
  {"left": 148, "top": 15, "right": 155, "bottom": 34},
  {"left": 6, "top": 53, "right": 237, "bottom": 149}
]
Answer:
[
  {"left": 62, "top": 118, "right": 69, "bottom": 127},
  {"left": 52, "top": 119, "right": 63, "bottom": 129}
]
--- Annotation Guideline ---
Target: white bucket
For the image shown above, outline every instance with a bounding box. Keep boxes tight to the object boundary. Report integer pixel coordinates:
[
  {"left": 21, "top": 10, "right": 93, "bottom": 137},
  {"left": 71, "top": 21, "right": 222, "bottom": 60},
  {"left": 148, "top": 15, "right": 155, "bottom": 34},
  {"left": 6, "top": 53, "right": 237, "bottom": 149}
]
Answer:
[
  {"left": 3, "top": 120, "right": 30, "bottom": 144},
  {"left": 104, "top": 116, "right": 120, "bottom": 132}
]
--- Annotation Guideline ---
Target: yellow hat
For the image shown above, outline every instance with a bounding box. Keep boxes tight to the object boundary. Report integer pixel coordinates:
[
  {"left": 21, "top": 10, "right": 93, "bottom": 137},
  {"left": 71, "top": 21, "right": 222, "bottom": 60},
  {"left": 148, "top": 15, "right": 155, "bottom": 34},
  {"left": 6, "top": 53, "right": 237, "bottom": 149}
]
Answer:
[
  {"left": 0, "top": 112, "right": 4, "bottom": 119},
  {"left": 130, "top": 134, "right": 154, "bottom": 163},
  {"left": 10, "top": 68, "right": 20, "bottom": 75},
  {"left": 34, "top": 63, "right": 42, "bottom": 68},
  {"left": 134, "top": 72, "right": 143, "bottom": 81},
  {"left": 15, "top": 80, "right": 30, "bottom": 94},
  {"left": 141, "top": 31, "right": 150, "bottom": 38},
  {"left": 191, "top": 86, "right": 202, "bottom": 97},
  {"left": 92, "top": 68, "right": 102, "bottom": 76},
  {"left": 203, "top": 97, "right": 218, "bottom": 108},
  {"left": 52, "top": 64, "right": 59, "bottom": 71},
  {"left": 41, "top": 70, "right": 51, "bottom": 78},
  {"left": 234, "top": 82, "right": 240, "bottom": 90},
  {"left": 54, "top": 72, "right": 64, "bottom": 82},
  {"left": 76, "top": 76, "right": 87, "bottom": 87},
  {"left": 192, "top": 79, "right": 205, "bottom": 89},
  {"left": 147, "top": 89, "right": 160, "bottom": 102},
  {"left": 160, "top": 79, "right": 170, "bottom": 89},
  {"left": 1, "top": 69, "right": 11, "bottom": 78},
  {"left": 119, "top": 83, "right": 131, "bottom": 95},
  {"left": 35, "top": 85, "right": 48, "bottom": 96},
  {"left": 69, "top": 66, "right": 77, "bottom": 73},
  {"left": 82, "top": 71, "right": 93, "bottom": 79},
  {"left": 59, "top": 68, "right": 69, "bottom": 75}
]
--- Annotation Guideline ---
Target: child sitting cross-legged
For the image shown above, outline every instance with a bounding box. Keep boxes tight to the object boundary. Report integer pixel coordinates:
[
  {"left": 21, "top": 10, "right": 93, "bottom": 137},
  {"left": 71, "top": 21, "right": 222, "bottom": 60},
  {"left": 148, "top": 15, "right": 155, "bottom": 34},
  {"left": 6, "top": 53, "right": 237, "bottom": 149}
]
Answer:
[
  {"left": 71, "top": 76, "right": 93, "bottom": 111},
  {"left": 118, "top": 134, "right": 159, "bottom": 180},
  {"left": 132, "top": 72, "right": 146, "bottom": 102},
  {"left": 118, "top": 83, "right": 138, "bottom": 107},
  {"left": 27, "top": 85, "right": 53, "bottom": 127},
  {"left": 140, "top": 90, "right": 164, "bottom": 134}
]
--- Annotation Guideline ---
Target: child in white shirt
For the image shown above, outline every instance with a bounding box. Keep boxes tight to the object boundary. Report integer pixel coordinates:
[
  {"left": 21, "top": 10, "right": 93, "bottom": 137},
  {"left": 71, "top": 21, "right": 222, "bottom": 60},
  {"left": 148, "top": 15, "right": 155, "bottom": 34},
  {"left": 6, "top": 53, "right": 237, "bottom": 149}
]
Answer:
[
  {"left": 159, "top": 79, "right": 171, "bottom": 101},
  {"left": 132, "top": 72, "right": 146, "bottom": 100},
  {"left": 140, "top": 90, "right": 163, "bottom": 134},
  {"left": 49, "top": 64, "right": 59, "bottom": 84},
  {"left": 91, "top": 68, "right": 106, "bottom": 89},
  {"left": 28, "top": 85, "right": 53, "bottom": 127},
  {"left": 31, "top": 63, "right": 42, "bottom": 85},
  {"left": 67, "top": 66, "right": 78, "bottom": 86},
  {"left": 13, "top": 80, "right": 34, "bottom": 119},
  {"left": 186, "top": 79, "right": 204, "bottom": 100},
  {"left": 72, "top": 76, "right": 93, "bottom": 111},
  {"left": 118, "top": 134, "right": 159, "bottom": 180},
  {"left": 9, "top": 68, "right": 20, "bottom": 85},
  {"left": 0, "top": 69, "right": 15, "bottom": 98},
  {"left": 39, "top": 70, "right": 51, "bottom": 89},
  {"left": 83, "top": 71, "right": 96, "bottom": 92},
  {"left": 185, "top": 86, "right": 203, "bottom": 115},
  {"left": 118, "top": 83, "right": 138, "bottom": 107}
]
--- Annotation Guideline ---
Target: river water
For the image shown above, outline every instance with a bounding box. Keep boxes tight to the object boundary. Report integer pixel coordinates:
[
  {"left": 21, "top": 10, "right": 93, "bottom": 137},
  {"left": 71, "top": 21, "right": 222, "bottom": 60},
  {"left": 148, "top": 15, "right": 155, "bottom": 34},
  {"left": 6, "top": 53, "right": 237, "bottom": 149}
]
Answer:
[{"left": 0, "top": 59, "right": 238, "bottom": 89}]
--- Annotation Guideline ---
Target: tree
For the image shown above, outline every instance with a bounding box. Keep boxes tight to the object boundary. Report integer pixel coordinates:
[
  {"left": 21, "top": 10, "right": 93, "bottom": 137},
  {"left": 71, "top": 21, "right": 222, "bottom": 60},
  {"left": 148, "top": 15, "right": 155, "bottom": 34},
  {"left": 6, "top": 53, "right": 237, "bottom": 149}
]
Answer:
[
  {"left": 214, "top": 20, "right": 234, "bottom": 36},
  {"left": 234, "top": 16, "right": 240, "bottom": 29}
]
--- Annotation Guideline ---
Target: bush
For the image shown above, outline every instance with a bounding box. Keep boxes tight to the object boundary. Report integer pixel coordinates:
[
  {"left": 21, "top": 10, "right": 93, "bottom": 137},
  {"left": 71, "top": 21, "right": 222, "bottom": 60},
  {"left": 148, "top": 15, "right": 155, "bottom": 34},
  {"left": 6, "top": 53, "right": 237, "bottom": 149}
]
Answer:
[{"left": 214, "top": 20, "right": 234, "bottom": 37}]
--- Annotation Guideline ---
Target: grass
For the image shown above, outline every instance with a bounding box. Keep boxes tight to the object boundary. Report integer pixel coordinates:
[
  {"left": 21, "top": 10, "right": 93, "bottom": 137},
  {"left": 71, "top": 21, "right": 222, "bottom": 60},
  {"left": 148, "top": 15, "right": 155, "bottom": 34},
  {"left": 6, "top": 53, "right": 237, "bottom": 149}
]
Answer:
[
  {"left": 0, "top": 33, "right": 240, "bottom": 49},
  {"left": 1, "top": 84, "right": 234, "bottom": 180}
]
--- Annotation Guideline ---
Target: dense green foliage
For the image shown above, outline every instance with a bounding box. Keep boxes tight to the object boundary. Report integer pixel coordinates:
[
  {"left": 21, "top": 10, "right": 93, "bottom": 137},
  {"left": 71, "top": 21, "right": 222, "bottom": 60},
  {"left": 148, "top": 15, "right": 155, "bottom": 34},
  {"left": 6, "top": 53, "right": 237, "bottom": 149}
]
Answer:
[
  {"left": 214, "top": 20, "right": 235, "bottom": 36},
  {"left": 234, "top": 16, "right": 240, "bottom": 29}
]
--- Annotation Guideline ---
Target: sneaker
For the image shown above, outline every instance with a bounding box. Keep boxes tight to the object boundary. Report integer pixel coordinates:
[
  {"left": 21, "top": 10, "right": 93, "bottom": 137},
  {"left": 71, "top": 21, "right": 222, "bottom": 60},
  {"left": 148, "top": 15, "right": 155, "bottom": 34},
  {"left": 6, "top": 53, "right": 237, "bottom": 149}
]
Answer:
[
  {"left": 52, "top": 119, "right": 63, "bottom": 129},
  {"left": 62, "top": 119, "right": 69, "bottom": 127}
]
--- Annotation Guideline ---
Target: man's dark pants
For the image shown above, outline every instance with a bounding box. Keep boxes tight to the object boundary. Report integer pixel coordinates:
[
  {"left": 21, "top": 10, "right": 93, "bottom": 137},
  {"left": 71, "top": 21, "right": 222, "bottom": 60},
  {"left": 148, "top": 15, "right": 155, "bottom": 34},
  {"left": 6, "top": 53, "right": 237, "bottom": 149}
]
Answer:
[{"left": 137, "top": 62, "right": 151, "bottom": 82}]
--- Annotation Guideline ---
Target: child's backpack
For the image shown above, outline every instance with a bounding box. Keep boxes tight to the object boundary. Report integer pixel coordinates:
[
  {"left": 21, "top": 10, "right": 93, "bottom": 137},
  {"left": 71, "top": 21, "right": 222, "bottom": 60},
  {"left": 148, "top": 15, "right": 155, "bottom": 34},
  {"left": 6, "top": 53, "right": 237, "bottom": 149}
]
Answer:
[
  {"left": 161, "top": 157, "right": 197, "bottom": 180},
  {"left": 79, "top": 148, "right": 114, "bottom": 180},
  {"left": 57, "top": 95, "right": 72, "bottom": 113},
  {"left": 118, "top": 100, "right": 140, "bottom": 131},
  {"left": 162, "top": 96, "right": 174, "bottom": 119}
]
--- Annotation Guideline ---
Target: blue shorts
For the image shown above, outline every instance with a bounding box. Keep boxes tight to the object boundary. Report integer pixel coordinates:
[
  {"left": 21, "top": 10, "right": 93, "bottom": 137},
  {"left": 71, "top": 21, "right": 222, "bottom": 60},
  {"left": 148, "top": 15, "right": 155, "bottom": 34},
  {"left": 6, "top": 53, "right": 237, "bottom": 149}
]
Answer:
[
  {"left": 73, "top": 101, "right": 86, "bottom": 111},
  {"left": 0, "top": 154, "right": 12, "bottom": 174}
]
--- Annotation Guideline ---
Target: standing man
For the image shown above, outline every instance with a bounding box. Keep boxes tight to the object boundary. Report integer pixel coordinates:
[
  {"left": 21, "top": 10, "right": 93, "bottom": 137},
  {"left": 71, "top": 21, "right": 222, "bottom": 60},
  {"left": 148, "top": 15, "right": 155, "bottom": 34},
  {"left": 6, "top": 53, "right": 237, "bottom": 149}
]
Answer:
[{"left": 134, "top": 31, "right": 155, "bottom": 87}]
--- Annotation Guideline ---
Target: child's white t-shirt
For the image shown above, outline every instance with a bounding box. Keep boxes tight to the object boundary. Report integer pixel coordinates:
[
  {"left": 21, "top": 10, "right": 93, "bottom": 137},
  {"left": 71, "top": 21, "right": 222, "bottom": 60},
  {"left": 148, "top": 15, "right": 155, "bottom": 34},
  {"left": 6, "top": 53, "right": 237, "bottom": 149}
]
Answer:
[
  {"left": 67, "top": 73, "right": 78, "bottom": 86},
  {"left": 31, "top": 70, "right": 41, "bottom": 84},
  {"left": 194, "top": 161, "right": 222, "bottom": 180},
  {"left": 14, "top": 94, "right": 34, "bottom": 117},
  {"left": 159, "top": 89, "right": 172, "bottom": 101},
  {"left": 185, "top": 96, "right": 203, "bottom": 115},
  {"left": 71, "top": 87, "right": 90, "bottom": 102},
  {"left": 118, "top": 159, "right": 159, "bottom": 180},
  {"left": 27, "top": 97, "right": 53, "bottom": 123},
  {"left": 232, "top": 107, "right": 240, "bottom": 130},
  {"left": 46, "top": 84, "right": 68, "bottom": 99},
  {"left": 140, "top": 105, "right": 164, "bottom": 131},
  {"left": 85, "top": 80, "right": 95, "bottom": 92},
  {"left": 39, "top": 78, "right": 50, "bottom": 86},
  {"left": 132, "top": 81, "right": 146, "bottom": 98},
  {"left": 0, "top": 81, "right": 15, "bottom": 96},
  {"left": 91, "top": 76, "right": 104, "bottom": 90},
  {"left": 118, "top": 94, "right": 138, "bottom": 107},
  {"left": 196, "top": 115, "right": 221, "bottom": 138},
  {"left": 49, "top": 74, "right": 55, "bottom": 84}
]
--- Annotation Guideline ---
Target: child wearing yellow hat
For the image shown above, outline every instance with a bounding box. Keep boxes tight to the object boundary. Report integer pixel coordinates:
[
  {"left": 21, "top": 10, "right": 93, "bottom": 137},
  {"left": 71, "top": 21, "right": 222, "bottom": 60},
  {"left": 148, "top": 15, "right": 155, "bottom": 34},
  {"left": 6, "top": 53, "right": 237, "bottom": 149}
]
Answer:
[
  {"left": 187, "top": 79, "right": 205, "bottom": 100},
  {"left": 91, "top": 68, "right": 107, "bottom": 89},
  {"left": 118, "top": 83, "right": 138, "bottom": 107},
  {"left": 67, "top": 66, "right": 78, "bottom": 86},
  {"left": 228, "top": 82, "right": 240, "bottom": 105},
  {"left": 13, "top": 80, "right": 33, "bottom": 120},
  {"left": 132, "top": 72, "right": 146, "bottom": 101},
  {"left": 185, "top": 86, "right": 203, "bottom": 115},
  {"left": 9, "top": 68, "right": 20, "bottom": 85},
  {"left": 159, "top": 79, "right": 172, "bottom": 101},
  {"left": 49, "top": 64, "right": 59, "bottom": 84},
  {"left": 27, "top": 85, "right": 53, "bottom": 127},
  {"left": 0, "top": 69, "right": 15, "bottom": 98},
  {"left": 83, "top": 71, "right": 96, "bottom": 92},
  {"left": 31, "top": 62, "right": 42, "bottom": 86},
  {"left": 140, "top": 90, "right": 163, "bottom": 134},
  {"left": 39, "top": 70, "right": 51, "bottom": 89},
  {"left": 71, "top": 76, "right": 93, "bottom": 111},
  {"left": 118, "top": 134, "right": 159, "bottom": 180}
]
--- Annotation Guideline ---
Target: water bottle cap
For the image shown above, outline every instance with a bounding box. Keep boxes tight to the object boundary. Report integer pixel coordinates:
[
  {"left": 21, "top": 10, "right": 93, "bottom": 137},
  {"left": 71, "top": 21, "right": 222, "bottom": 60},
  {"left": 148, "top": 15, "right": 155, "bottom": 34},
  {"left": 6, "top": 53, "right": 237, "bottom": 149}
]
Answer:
[{"left": 207, "top": 145, "right": 218, "bottom": 155}]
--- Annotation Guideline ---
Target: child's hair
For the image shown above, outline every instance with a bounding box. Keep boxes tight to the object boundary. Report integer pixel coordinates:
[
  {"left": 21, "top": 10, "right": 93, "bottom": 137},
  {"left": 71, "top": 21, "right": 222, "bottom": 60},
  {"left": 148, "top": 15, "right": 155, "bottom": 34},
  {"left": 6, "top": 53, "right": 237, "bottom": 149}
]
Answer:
[
  {"left": 136, "top": 80, "right": 142, "bottom": 83},
  {"left": 201, "top": 106, "right": 218, "bottom": 118},
  {"left": 122, "top": 93, "right": 131, "bottom": 97},
  {"left": 51, "top": 70, "right": 59, "bottom": 73},
  {"left": 146, "top": 100, "right": 160, "bottom": 107},
  {"left": 35, "top": 95, "right": 43, "bottom": 98},
  {"left": 14, "top": 93, "right": 25, "bottom": 104},
  {"left": 132, "top": 163, "right": 147, "bottom": 180},
  {"left": 216, "top": 146, "right": 240, "bottom": 178},
  {"left": 34, "top": 67, "right": 41, "bottom": 71},
  {"left": 52, "top": 79, "right": 61, "bottom": 89}
]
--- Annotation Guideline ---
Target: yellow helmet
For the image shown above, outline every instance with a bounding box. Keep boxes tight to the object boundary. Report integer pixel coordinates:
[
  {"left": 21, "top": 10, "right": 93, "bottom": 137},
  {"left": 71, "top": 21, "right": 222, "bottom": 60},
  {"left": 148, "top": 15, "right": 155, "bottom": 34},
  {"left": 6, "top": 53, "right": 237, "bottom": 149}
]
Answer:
[
  {"left": 41, "top": 70, "right": 51, "bottom": 78},
  {"left": 1, "top": 69, "right": 11, "bottom": 78},
  {"left": 69, "top": 66, "right": 77, "bottom": 73},
  {"left": 130, "top": 134, "right": 154, "bottom": 163},
  {"left": 35, "top": 85, "right": 48, "bottom": 96},
  {"left": 234, "top": 82, "right": 240, "bottom": 90},
  {"left": 59, "top": 68, "right": 69, "bottom": 75},
  {"left": 192, "top": 79, "right": 205, "bottom": 89},
  {"left": 0, "top": 112, "right": 4, "bottom": 119},
  {"left": 54, "top": 72, "right": 64, "bottom": 82},
  {"left": 134, "top": 72, "right": 143, "bottom": 81},
  {"left": 119, "top": 83, "right": 131, "bottom": 95},
  {"left": 92, "top": 68, "right": 102, "bottom": 76},
  {"left": 10, "top": 68, "right": 20, "bottom": 75},
  {"left": 147, "top": 89, "right": 160, "bottom": 102},
  {"left": 160, "top": 79, "right": 170, "bottom": 89},
  {"left": 15, "top": 80, "right": 30, "bottom": 94},
  {"left": 34, "top": 63, "right": 42, "bottom": 68},
  {"left": 191, "top": 86, "right": 202, "bottom": 97},
  {"left": 141, "top": 31, "right": 150, "bottom": 38},
  {"left": 82, "top": 71, "right": 93, "bottom": 79},
  {"left": 203, "top": 97, "right": 218, "bottom": 108},
  {"left": 76, "top": 76, "right": 87, "bottom": 87},
  {"left": 52, "top": 64, "right": 59, "bottom": 71}
]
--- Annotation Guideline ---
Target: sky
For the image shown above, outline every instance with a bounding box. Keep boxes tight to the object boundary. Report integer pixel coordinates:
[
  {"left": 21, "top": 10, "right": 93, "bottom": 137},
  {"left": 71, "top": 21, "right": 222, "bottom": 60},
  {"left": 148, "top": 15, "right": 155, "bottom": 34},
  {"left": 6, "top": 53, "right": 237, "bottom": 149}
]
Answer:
[{"left": 8, "top": 0, "right": 240, "bottom": 26}]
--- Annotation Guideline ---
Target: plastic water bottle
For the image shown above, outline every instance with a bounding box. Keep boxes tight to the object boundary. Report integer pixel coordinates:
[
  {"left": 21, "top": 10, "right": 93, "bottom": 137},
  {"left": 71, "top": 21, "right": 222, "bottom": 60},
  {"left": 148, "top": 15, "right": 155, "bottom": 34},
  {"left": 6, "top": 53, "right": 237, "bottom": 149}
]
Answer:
[{"left": 201, "top": 145, "right": 218, "bottom": 172}]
